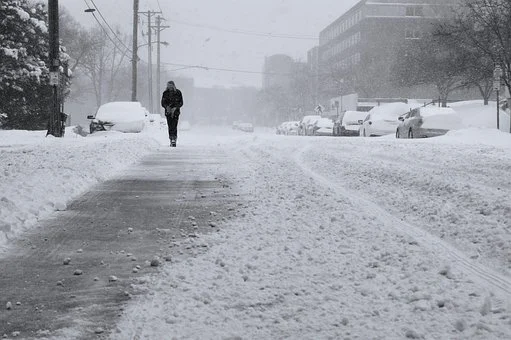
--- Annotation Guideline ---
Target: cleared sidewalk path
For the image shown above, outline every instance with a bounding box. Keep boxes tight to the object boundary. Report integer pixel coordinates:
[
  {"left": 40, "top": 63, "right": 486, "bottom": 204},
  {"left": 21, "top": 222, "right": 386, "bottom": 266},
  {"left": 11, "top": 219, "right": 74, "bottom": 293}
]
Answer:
[{"left": 0, "top": 146, "right": 238, "bottom": 339}]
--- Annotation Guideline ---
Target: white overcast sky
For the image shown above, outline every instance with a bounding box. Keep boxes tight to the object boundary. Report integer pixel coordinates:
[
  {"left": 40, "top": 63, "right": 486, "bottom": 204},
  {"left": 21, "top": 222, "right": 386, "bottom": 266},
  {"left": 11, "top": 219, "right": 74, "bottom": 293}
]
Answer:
[{"left": 61, "top": 0, "right": 359, "bottom": 88}]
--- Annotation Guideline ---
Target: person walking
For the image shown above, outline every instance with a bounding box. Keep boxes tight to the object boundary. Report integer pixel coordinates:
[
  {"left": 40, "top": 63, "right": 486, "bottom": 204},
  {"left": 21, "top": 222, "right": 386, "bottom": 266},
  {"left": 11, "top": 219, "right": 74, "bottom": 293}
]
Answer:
[{"left": 161, "top": 80, "right": 184, "bottom": 147}]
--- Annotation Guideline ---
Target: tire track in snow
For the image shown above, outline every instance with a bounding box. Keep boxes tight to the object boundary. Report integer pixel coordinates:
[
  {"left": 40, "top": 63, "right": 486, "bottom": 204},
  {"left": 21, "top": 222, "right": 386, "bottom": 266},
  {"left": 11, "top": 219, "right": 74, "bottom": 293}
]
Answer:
[{"left": 294, "top": 145, "right": 511, "bottom": 299}]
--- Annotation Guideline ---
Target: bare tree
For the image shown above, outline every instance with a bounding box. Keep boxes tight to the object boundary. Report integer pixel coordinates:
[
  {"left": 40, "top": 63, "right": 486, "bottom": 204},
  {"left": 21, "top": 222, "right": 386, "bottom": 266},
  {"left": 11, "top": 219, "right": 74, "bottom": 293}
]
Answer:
[
  {"left": 451, "top": 0, "right": 511, "bottom": 101},
  {"left": 78, "top": 27, "right": 132, "bottom": 107},
  {"left": 392, "top": 32, "right": 468, "bottom": 107}
]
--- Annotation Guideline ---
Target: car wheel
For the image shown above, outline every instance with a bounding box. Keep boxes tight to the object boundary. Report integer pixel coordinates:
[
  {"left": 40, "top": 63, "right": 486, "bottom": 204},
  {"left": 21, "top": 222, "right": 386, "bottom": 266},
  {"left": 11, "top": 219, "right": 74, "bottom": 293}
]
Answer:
[{"left": 408, "top": 128, "right": 413, "bottom": 139}]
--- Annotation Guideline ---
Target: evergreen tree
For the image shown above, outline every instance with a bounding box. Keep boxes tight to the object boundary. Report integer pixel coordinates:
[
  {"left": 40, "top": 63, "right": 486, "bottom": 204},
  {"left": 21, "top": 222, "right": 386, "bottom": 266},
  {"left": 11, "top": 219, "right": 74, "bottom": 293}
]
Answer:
[{"left": 0, "top": 0, "right": 69, "bottom": 130}]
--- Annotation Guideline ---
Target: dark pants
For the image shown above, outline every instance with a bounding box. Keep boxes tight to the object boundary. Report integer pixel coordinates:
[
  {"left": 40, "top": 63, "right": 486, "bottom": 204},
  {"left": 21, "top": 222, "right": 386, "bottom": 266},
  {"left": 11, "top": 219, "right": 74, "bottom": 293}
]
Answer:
[{"left": 166, "top": 114, "right": 179, "bottom": 140}]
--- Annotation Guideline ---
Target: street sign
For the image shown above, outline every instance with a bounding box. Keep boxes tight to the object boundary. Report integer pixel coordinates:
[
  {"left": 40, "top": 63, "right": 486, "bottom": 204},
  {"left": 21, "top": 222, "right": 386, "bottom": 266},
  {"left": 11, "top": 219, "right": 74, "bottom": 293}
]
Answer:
[{"left": 49, "top": 72, "right": 59, "bottom": 86}]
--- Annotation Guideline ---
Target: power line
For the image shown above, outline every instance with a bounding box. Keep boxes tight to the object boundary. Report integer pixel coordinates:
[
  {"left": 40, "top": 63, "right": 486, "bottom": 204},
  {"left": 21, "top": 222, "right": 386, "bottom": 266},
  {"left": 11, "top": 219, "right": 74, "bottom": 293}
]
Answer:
[
  {"left": 83, "top": 0, "right": 128, "bottom": 54},
  {"left": 89, "top": 0, "right": 133, "bottom": 53},
  {"left": 161, "top": 62, "right": 295, "bottom": 76},
  {"left": 161, "top": 62, "right": 337, "bottom": 78},
  {"left": 155, "top": 0, "right": 163, "bottom": 14},
  {"left": 168, "top": 19, "right": 318, "bottom": 41}
]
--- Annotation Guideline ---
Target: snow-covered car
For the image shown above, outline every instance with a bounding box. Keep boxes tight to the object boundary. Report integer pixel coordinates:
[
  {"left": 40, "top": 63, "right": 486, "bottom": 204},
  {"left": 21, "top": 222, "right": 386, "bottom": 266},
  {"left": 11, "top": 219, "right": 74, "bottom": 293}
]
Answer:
[
  {"left": 340, "top": 111, "right": 368, "bottom": 136},
  {"left": 277, "top": 121, "right": 300, "bottom": 135},
  {"left": 360, "top": 102, "right": 412, "bottom": 137},
  {"left": 232, "top": 121, "right": 241, "bottom": 130},
  {"left": 276, "top": 122, "right": 288, "bottom": 135},
  {"left": 396, "top": 106, "right": 463, "bottom": 139},
  {"left": 87, "top": 101, "right": 146, "bottom": 133},
  {"left": 238, "top": 123, "right": 254, "bottom": 132},
  {"left": 312, "top": 117, "right": 334, "bottom": 136},
  {"left": 285, "top": 121, "right": 300, "bottom": 135},
  {"left": 299, "top": 115, "right": 321, "bottom": 136}
]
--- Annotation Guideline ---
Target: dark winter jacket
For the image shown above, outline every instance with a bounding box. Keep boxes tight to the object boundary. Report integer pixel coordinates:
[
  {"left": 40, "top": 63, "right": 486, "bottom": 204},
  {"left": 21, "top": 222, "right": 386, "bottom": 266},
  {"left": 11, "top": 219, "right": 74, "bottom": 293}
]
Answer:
[{"left": 161, "top": 89, "right": 184, "bottom": 116}]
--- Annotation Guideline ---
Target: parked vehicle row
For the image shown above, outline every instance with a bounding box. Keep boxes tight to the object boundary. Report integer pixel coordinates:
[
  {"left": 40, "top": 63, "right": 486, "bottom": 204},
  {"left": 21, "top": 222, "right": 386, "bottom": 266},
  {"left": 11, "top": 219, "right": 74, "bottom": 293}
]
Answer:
[
  {"left": 276, "top": 103, "right": 464, "bottom": 139},
  {"left": 233, "top": 121, "right": 254, "bottom": 132}
]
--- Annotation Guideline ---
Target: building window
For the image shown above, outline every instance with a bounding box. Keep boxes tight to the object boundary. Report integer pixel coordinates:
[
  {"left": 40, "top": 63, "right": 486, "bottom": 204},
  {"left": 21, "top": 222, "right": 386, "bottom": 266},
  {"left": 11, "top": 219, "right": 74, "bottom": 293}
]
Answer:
[{"left": 406, "top": 5, "right": 424, "bottom": 17}]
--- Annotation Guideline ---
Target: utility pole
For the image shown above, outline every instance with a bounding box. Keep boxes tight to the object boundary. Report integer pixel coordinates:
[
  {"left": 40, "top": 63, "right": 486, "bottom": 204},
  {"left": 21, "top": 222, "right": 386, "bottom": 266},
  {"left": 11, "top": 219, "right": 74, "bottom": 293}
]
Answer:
[
  {"left": 494, "top": 65, "right": 503, "bottom": 130},
  {"left": 47, "top": 0, "right": 62, "bottom": 137},
  {"left": 131, "top": 0, "right": 139, "bottom": 102},
  {"left": 147, "top": 12, "right": 153, "bottom": 114},
  {"left": 139, "top": 10, "right": 161, "bottom": 114},
  {"left": 153, "top": 16, "right": 169, "bottom": 116}
]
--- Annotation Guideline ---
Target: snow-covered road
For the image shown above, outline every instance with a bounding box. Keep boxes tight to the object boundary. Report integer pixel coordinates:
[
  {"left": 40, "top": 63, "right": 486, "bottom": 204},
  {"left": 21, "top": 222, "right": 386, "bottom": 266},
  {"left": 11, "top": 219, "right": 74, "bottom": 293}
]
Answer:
[{"left": 112, "top": 128, "right": 511, "bottom": 339}]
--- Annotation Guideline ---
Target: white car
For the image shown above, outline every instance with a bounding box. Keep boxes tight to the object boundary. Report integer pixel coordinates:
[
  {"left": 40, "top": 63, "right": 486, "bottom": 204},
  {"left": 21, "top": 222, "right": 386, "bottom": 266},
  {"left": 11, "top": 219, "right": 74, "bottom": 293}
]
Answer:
[
  {"left": 285, "top": 121, "right": 300, "bottom": 135},
  {"left": 232, "top": 121, "right": 241, "bottom": 130},
  {"left": 340, "top": 111, "right": 368, "bottom": 136},
  {"left": 238, "top": 123, "right": 254, "bottom": 132},
  {"left": 396, "top": 106, "right": 463, "bottom": 138},
  {"left": 277, "top": 121, "right": 299, "bottom": 135},
  {"left": 88, "top": 101, "right": 146, "bottom": 133},
  {"left": 312, "top": 117, "right": 334, "bottom": 136},
  {"left": 299, "top": 115, "right": 321, "bottom": 136},
  {"left": 360, "top": 102, "right": 413, "bottom": 137}
]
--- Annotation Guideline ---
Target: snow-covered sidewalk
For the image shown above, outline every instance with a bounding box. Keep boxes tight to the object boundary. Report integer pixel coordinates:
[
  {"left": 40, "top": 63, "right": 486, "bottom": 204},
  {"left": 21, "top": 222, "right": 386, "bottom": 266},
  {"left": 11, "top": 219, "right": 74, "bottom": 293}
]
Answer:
[
  {"left": 1, "top": 124, "right": 510, "bottom": 339},
  {"left": 111, "top": 128, "right": 511, "bottom": 339},
  {"left": 0, "top": 128, "right": 160, "bottom": 248}
]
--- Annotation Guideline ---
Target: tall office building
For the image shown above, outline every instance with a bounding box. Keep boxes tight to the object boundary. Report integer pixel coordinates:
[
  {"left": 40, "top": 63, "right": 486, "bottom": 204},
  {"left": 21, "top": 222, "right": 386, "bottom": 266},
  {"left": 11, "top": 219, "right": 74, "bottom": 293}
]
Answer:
[
  {"left": 318, "top": 0, "right": 459, "bottom": 99},
  {"left": 262, "top": 54, "right": 295, "bottom": 90}
]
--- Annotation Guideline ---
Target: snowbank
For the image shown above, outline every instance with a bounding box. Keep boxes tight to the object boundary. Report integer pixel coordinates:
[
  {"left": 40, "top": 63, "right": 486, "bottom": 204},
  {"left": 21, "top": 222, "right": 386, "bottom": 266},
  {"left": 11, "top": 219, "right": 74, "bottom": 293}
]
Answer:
[
  {"left": 0, "top": 126, "right": 160, "bottom": 249},
  {"left": 435, "top": 127, "right": 511, "bottom": 147}
]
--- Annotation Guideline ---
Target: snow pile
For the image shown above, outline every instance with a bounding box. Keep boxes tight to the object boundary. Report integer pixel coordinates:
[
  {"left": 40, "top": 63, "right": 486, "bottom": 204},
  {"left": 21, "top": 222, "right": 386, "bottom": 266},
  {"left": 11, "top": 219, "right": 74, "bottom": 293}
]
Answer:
[
  {"left": 436, "top": 127, "right": 511, "bottom": 147},
  {"left": 449, "top": 100, "right": 511, "bottom": 132},
  {"left": 0, "top": 127, "right": 160, "bottom": 248}
]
